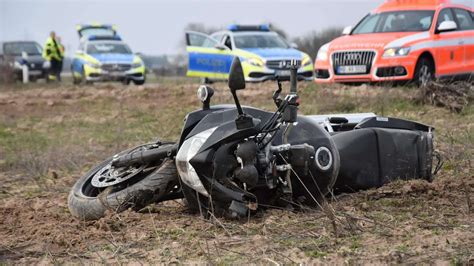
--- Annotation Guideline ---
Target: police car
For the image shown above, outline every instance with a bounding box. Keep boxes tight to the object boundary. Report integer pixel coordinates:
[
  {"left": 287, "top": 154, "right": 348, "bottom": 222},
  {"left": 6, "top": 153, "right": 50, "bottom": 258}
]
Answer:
[
  {"left": 71, "top": 24, "right": 146, "bottom": 85},
  {"left": 185, "top": 25, "right": 314, "bottom": 83}
]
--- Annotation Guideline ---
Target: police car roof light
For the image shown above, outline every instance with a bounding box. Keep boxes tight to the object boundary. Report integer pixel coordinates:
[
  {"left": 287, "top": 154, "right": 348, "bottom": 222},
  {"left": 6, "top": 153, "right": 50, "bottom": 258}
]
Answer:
[
  {"left": 228, "top": 24, "right": 270, "bottom": 32},
  {"left": 78, "top": 24, "right": 114, "bottom": 30},
  {"left": 87, "top": 35, "right": 122, "bottom": 41}
]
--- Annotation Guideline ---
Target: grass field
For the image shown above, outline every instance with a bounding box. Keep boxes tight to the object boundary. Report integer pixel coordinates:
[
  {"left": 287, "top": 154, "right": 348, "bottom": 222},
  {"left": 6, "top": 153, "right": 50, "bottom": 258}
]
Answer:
[{"left": 0, "top": 79, "right": 472, "bottom": 264}]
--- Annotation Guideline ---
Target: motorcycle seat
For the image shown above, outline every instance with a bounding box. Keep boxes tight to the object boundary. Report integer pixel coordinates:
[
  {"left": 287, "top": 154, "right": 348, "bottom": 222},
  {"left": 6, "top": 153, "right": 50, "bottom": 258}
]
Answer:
[{"left": 355, "top": 117, "right": 433, "bottom": 132}]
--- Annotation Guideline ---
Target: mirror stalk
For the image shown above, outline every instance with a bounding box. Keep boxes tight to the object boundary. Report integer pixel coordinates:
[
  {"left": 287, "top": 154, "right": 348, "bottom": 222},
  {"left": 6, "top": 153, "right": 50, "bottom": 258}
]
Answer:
[
  {"left": 282, "top": 60, "right": 300, "bottom": 124},
  {"left": 231, "top": 90, "right": 243, "bottom": 115}
]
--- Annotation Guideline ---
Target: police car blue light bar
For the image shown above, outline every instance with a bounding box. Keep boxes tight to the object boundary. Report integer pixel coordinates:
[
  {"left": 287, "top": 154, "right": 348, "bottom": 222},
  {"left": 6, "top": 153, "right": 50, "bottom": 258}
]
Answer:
[
  {"left": 227, "top": 24, "right": 270, "bottom": 32},
  {"left": 77, "top": 24, "right": 115, "bottom": 30},
  {"left": 87, "top": 35, "right": 122, "bottom": 41}
]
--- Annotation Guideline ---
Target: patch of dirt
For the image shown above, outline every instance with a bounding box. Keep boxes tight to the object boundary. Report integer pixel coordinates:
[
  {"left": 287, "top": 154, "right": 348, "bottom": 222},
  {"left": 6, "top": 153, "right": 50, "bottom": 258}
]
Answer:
[{"left": 0, "top": 82, "right": 472, "bottom": 264}]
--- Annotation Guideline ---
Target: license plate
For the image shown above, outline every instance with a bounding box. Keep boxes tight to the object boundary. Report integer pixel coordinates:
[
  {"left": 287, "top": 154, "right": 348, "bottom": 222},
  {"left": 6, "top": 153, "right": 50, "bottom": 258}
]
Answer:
[
  {"left": 110, "top": 72, "right": 123, "bottom": 77},
  {"left": 337, "top": 65, "right": 367, "bottom": 74},
  {"left": 275, "top": 70, "right": 290, "bottom": 76}
]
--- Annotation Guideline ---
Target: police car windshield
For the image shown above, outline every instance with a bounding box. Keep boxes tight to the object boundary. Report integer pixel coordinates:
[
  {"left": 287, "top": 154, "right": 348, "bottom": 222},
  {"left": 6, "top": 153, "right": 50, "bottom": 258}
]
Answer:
[
  {"left": 234, "top": 33, "right": 289, "bottom": 49},
  {"left": 80, "top": 28, "right": 115, "bottom": 38},
  {"left": 352, "top": 10, "right": 435, "bottom": 34},
  {"left": 87, "top": 43, "right": 132, "bottom": 54},
  {"left": 4, "top": 42, "right": 42, "bottom": 56}
]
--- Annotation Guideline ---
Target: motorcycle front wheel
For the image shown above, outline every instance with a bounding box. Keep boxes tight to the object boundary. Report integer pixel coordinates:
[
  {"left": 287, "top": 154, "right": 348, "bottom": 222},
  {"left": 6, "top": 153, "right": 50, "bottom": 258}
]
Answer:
[{"left": 68, "top": 143, "right": 179, "bottom": 220}]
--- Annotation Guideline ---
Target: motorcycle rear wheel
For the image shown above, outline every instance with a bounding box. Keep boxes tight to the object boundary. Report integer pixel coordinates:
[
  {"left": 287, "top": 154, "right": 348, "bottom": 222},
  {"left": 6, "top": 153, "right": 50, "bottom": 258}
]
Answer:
[{"left": 68, "top": 143, "right": 178, "bottom": 220}]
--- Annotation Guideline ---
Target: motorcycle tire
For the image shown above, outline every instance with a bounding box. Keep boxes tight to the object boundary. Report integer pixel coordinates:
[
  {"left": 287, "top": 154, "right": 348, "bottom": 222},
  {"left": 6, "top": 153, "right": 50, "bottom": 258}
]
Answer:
[{"left": 68, "top": 143, "right": 178, "bottom": 220}]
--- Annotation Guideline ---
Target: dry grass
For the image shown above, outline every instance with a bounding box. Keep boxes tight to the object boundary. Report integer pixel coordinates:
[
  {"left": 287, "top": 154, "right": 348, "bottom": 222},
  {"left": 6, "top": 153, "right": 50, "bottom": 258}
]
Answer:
[{"left": 0, "top": 80, "right": 472, "bottom": 264}]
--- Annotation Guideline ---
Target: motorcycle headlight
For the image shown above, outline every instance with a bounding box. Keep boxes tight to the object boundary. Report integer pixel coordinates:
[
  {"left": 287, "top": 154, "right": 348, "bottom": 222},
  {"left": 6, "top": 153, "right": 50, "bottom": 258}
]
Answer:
[
  {"left": 175, "top": 127, "right": 218, "bottom": 196},
  {"left": 86, "top": 61, "right": 101, "bottom": 69},
  {"left": 383, "top": 47, "right": 411, "bottom": 57},
  {"left": 247, "top": 57, "right": 264, "bottom": 67}
]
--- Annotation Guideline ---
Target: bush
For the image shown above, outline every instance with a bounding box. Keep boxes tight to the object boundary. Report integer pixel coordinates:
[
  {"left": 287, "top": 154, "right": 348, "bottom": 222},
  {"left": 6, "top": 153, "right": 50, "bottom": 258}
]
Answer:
[{"left": 0, "top": 62, "right": 15, "bottom": 85}]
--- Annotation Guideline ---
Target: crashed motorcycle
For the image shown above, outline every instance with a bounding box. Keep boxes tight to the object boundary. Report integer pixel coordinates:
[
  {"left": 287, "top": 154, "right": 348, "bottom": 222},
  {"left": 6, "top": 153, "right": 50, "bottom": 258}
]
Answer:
[{"left": 68, "top": 58, "right": 440, "bottom": 220}]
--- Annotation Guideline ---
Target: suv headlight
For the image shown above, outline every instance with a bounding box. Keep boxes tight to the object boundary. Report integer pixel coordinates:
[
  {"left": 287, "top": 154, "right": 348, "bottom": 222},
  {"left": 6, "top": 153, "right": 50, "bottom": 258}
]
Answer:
[
  {"left": 175, "top": 127, "right": 218, "bottom": 196},
  {"left": 316, "top": 43, "right": 330, "bottom": 61},
  {"left": 383, "top": 47, "right": 411, "bottom": 57},
  {"left": 247, "top": 57, "right": 264, "bottom": 67}
]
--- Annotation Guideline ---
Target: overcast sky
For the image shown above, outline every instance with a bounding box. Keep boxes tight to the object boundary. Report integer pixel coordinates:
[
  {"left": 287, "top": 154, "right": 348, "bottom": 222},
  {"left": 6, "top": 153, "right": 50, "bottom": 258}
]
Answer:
[{"left": 0, "top": 0, "right": 472, "bottom": 56}]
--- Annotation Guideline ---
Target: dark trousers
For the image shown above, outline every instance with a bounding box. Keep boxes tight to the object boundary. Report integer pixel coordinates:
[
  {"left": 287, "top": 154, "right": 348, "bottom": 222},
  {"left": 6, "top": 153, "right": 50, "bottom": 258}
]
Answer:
[{"left": 49, "top": 59, "right": 61, "bottom": 81}]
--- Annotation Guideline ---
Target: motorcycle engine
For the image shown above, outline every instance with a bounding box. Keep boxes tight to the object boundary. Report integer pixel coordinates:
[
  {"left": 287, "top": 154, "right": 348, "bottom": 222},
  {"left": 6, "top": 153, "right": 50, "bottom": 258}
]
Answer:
[{"left": 233, "top": 140, "right": 259, "bottom": 187}]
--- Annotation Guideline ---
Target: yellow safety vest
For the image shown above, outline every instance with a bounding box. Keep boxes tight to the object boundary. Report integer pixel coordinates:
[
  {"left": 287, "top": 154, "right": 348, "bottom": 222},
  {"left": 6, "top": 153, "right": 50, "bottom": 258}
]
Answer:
[{"left": 43, "top": 37, "right": 62, "bottom": 61}]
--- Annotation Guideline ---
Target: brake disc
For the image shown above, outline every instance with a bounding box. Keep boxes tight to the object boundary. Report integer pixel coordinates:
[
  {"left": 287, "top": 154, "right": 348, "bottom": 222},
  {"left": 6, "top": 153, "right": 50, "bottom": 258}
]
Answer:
[{"left": 91, "top": 163, "right": 147, "bottom": 188}]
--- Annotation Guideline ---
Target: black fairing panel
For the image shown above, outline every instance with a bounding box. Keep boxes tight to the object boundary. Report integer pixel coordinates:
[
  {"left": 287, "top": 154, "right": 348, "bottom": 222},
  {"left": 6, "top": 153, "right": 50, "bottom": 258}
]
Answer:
[
  {"left": 333, "top": 128, "right": 433, "bottom": 192},
  {"left": 271, "top": 116, "right": 340, "bottom": 203},
  {"left": 186, "top": 106, "right": 273, "bottom": 141}
]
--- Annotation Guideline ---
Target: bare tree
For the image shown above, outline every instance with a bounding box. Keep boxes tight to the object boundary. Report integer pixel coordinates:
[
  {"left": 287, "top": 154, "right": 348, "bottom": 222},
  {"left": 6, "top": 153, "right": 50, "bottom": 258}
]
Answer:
[
  {"left": 184, "top": 23, "right": 222, "bottom": 35},
  {"left": 293, "top": 27, "right": 343, "bottom": 58},
  {"left": 269, "top": 23, "right": 288, "bottom": 39}
]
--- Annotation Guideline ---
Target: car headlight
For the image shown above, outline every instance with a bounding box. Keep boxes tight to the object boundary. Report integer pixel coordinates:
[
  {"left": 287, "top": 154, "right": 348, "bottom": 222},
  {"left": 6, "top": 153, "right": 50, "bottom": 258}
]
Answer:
[
  {"left": 383, "top": 47, "right": 411, "bottom": 57},
  {"left": 10, "top": 61, "right": 22, "bottom": 69},
  {"left": 175, "top": 127, "right": 218, "bottom": 196},
  {"left": 316, "top": 43, "right": 330, "bottom": 61},
  {"left": 86, "top": 61, "right": 101, "bottom": 69},
  {"left": 43, "top": 61, "right": 51, "bottom": 69},
  {"left": 132, "top": 62, "right": 143, "bottom": 68},
  {"left": 302, "top": 55, "right": 312, "bottom": 66},
  {"left": 247, "top": 57, "right": 264, "bottom": 67}
]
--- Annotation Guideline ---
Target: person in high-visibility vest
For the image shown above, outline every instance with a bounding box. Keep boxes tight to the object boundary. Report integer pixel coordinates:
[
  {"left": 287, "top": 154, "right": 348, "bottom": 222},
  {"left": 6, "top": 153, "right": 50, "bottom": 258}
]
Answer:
[
  {"left": 56, "top": 36, "right": 65, "bottom": 81},
  {"left": 42, "top": 31, "right": 63, "bottom": 82}
]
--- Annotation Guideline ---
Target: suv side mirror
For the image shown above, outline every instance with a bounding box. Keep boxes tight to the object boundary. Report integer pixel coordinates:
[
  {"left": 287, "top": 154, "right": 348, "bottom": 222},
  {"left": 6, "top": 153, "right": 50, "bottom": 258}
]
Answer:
[
  {"left": 290, "top": 42, "right": 298, "bottom": 49},
  {"left": 342, "top": 26, "right": 352, "bottom": 35},
  {"left": 437, "top": 21, "right": 457, "bottom": 33},
  {"left": 228, "top": 57, "right": 246, "bottom": 92}
]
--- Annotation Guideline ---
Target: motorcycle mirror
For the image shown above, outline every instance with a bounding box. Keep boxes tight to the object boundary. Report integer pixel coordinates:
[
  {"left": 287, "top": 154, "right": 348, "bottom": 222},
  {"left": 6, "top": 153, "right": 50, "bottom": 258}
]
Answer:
[
  {"left": 197, "top": 85, "right": 214, "bottom": 110},
  {"left": 228, "top": 57, "right": 246, "bottom": 92}
]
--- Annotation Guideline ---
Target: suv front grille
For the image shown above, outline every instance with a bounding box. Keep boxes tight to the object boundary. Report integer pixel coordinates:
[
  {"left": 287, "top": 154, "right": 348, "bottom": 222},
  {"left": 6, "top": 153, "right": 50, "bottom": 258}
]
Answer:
[
  {"left": 101, "top": 63, "right": 131, "bottom": 72},
  {"left": 332, "top": 51, "right": 375, "bottom": 75}
]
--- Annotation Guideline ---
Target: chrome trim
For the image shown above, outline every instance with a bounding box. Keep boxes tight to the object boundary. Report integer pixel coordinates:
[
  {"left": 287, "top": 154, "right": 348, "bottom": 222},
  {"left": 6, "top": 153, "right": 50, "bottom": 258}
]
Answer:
[{"left": 329, "top": 49, "right": 378, "bottom": 77}]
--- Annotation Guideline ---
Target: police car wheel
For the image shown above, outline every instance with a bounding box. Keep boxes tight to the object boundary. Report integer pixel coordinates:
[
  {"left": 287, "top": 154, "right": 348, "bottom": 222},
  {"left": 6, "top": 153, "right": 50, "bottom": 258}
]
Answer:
[
  {"left": 200, "top": 77, "right": 213, "bottom": 85},
  {"left": 72, "top": 73, "right": 81, "bottom": 85},
  {"left": 133, "top": 79, "right": 145, "bottom": 85}
]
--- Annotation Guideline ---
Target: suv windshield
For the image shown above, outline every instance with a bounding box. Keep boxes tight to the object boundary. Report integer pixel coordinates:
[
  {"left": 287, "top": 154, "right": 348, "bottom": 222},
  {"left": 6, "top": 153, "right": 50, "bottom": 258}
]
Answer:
[
  {"left": 87, "top": 43, "right": 132, "bottom": 54},
  {"left": 234, "top": 33, "right": 288, "bottom": 49},
  {"left": 352, "top": 10, "right": 435, "bottom": 34},
  {"left": 4, "top": 42, "right": 42, "bottom": 55}
]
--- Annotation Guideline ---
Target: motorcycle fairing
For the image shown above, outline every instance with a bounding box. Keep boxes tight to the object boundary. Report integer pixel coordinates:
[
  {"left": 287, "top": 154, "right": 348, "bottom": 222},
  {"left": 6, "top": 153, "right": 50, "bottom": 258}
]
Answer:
[
  {"left": 184, "top": 107, "right": 340, "bottom": 209},
  {"left": 333, "top": 127, "right": 434, "bottom": 192}
]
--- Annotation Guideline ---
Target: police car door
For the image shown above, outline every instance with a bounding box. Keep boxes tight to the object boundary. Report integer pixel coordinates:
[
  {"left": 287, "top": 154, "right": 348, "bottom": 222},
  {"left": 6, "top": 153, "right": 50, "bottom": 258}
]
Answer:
[{"left": 185, "top": 31, "right": 233, "bottom": 80}]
